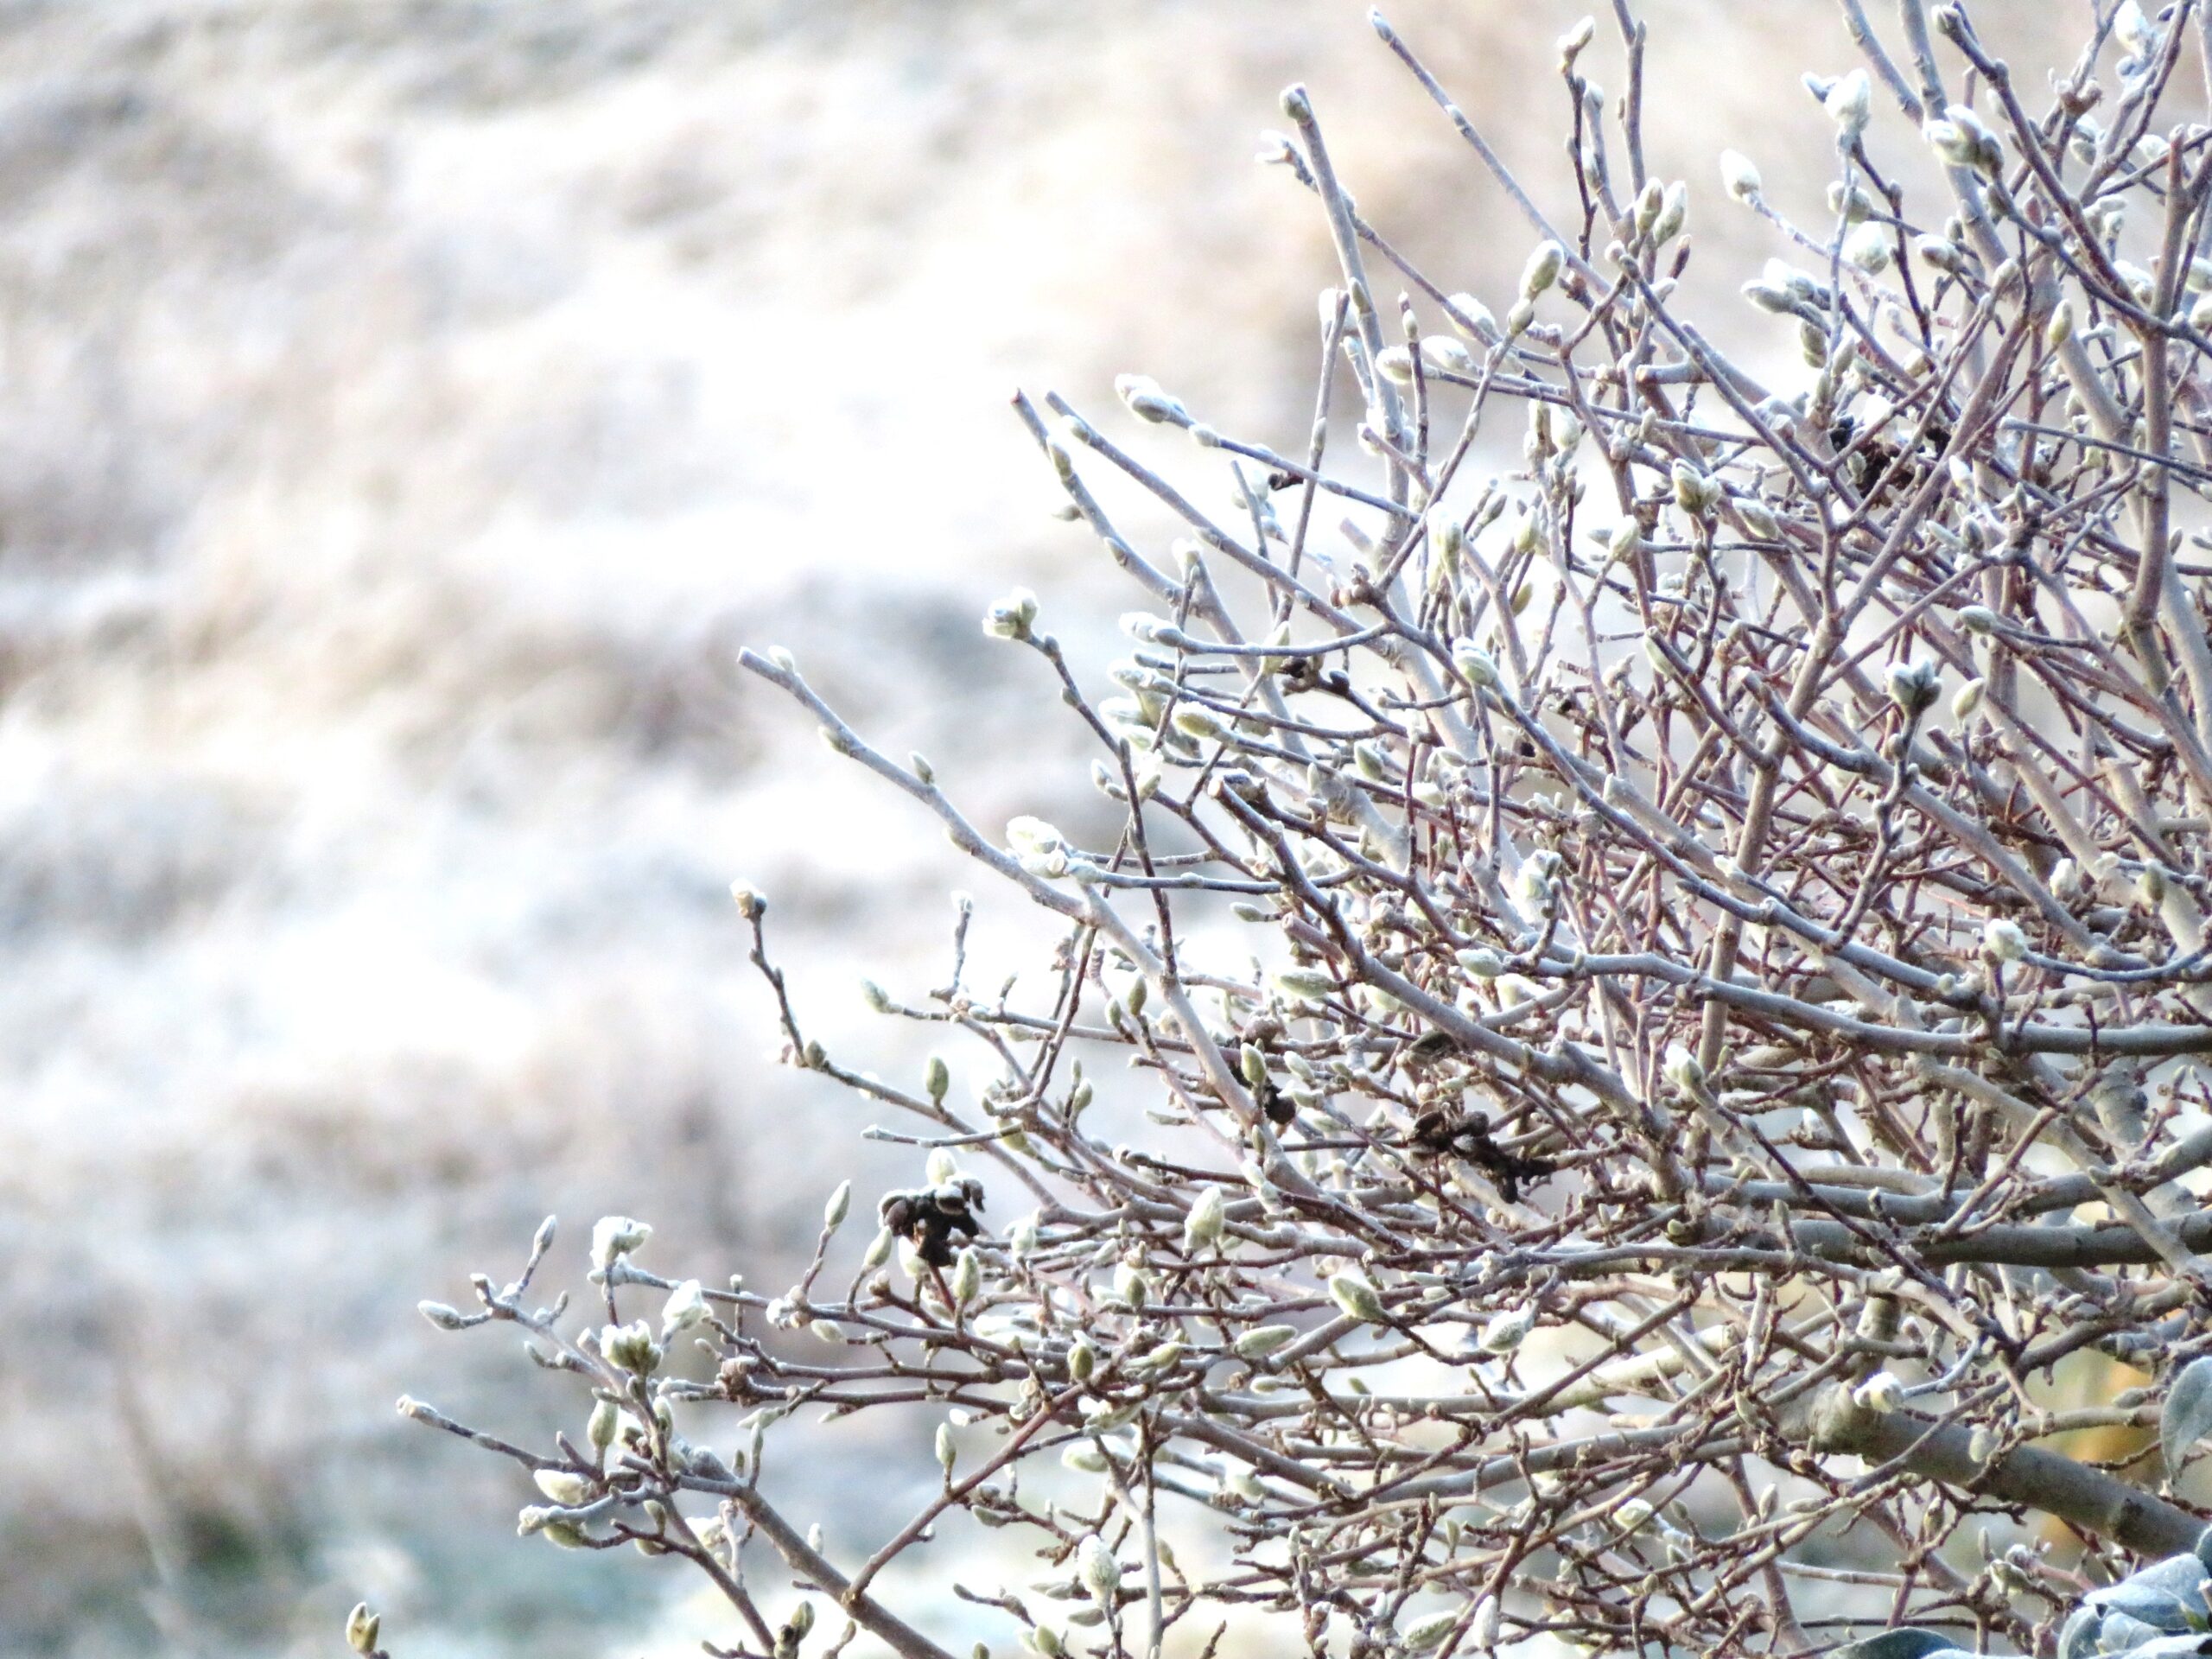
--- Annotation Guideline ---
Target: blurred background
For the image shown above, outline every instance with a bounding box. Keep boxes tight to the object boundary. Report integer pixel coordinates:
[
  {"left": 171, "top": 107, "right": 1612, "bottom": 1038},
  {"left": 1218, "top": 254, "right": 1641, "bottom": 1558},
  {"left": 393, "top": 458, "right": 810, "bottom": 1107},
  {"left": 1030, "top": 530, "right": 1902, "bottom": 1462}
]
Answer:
[{"left": 0, "top": 3, "right": 2087, "bottom": 1655}]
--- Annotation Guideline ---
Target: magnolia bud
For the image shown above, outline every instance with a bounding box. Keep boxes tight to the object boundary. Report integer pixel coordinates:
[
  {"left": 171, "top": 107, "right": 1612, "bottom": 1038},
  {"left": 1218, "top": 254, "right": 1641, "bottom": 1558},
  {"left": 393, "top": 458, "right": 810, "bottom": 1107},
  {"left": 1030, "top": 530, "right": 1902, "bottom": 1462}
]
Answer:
[
  {"left": 1078, "top": 1534, "right": 1122, "bottom": 1605},
  {"left": 1274, "top": 967, "right": 1338, "bottom": 1004},
  {"left": 937, "top": 1422, "right": 958, "bottom": 1477},
  {"left": 1330, "top": 1273, "right": 1389, "bottom": 1324},
  {"left": 1842, "top": 222, "right": 1891, "bottom": 273},
  {"left": 1445, "top": 292, "right": 1498, "bottom": 341},
  {"left": 661, "top": 1279, "right": 709, "bottom": 1335},
  {"left": 862, "top": 1226, "right": 895, "bottom": 1271},
  {"left": 1519, "top": 241, "right": 1566, "bottom": 300},
  {"left": 1114, "top": 373, "right": 1187, "bottom": 425},
  {"left": 588, "top": 1398, "right": 620, "bottom": 1452},
  {"left": 823, "top": 1180, "right": 852, "bottom": 1230},
  {"left": 982, "top": 588, "right": 1039, "bottom": 641},
  {"left": 1421, "top": 335, "right": 1477, "bottom": 376},
  {"left": 1453, "top": 642, "right": 1501, "bottom": 690},
  {"left": 590, "top": 1216, "right": 652, "bottom": 1270},
  {"left": 534, "top": 1467, "right": 594, "bottom": 1506},
  {"left": 1184, "top": 1184, "right": 1228, "bottom": 1252},
  {"left": 1068, "top": 1335, "right": 1097, "bottom": 1382},
  {"left": 602, "top": 1320, "right": 662, "bottom": 1376},
  {"left": 1235, "top": 1324, "right": 1299, "bottom": 1359},
  {"left": 1719, "top": 149, "right": 1763, "bottom": 204},
  {"left": 1403, "top": 1611, "right": 1464, "bottom": 1652},
  {"left": 1885, "top": 658, "right": 1941, "bottom": 715},
  {"left": 1114, "top": 1261, "right": 1150, "bottom": 1311},
  {"left": 346, "top": 1603, "right": 381, "bottom": 1656},
  {"left": 1825, "top": 68, "right": 1871, "bottom": 139},
  {"left": 1916, "top": 235, "right": 1967, "bottom": 275},
  {"left": 1853, "top": 1370, "right": 1905, "bottom": 1412},
  {"left": 951, "top": 1248, "right": 982, "bottom": 1307},
  {"left": 1981, "top": 919, "right": 2030, "bottom": 963},
  {"left": 1472, "top": 1595, "right": 1503, "bottom": 1648},
  {"left": 1480, "top": 1306, "right": 1537, "bottom": 1353}
]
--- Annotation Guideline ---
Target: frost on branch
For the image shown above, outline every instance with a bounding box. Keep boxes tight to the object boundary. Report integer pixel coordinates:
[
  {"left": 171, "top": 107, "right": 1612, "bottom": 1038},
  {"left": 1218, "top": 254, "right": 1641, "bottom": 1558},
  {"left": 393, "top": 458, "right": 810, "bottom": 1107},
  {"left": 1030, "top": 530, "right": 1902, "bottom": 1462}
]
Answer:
[{"left": 393, "top": 4, "right": 2212, "bottom": 1658}]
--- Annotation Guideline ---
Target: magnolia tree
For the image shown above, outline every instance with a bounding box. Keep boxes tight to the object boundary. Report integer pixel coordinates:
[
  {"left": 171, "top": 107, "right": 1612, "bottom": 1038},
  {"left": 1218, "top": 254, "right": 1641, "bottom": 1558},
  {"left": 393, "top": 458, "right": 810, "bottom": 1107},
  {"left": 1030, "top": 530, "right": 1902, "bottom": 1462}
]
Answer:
[{"left": 372, "top": 3, "right": 2212, "bottom": 1656}]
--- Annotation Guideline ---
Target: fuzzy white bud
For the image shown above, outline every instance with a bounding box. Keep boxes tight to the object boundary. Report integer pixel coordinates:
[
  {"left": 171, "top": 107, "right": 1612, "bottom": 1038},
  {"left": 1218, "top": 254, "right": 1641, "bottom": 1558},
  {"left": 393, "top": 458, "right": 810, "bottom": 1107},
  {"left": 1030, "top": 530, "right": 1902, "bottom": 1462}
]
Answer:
[
  {"left": 1981, "top": 918, "right": 2030, "bottom": 963},
  {"left": 1519, "top": 241, "right": 1566, "bottom": 300},
  {"left": 534, "top": 1467, "right": 594, "bottom": 1506},
  {"left": 661, "top": 1280, "right": 709, "bottom": 1335},
  {"left": 1719, "top": 149, "right": 1763, "bottom": 205},
  {"left": 1077, "top": 1534, "right": 1122, "bottom": 1605},
  {"left": 590, "top": 1216, "right": 652, "bottom": 1270},
  {"left": 1479, "top": 1305, "right": 1537, "bottom": 1353},
  {"left": 950, "top": 1247, "right": 982, "bottom": 1307},
  {"left": 1825, "top": 68, "right": 1872, "bottom": 139},
  {"left": 1842, "top": 221, "right": 1891, "bottom": 273},
  {"left": 982, "top": 588, "right": 1039, "bottom": 641},
  {"left": 1235, "top": 1324, "right": 1299, "bottom": 1359},
  {"left": 1853, "top": 1370, "right": 1905, "bottom": 1412},
  {"left": 1184, "top": 1184, "right": 1228, "bottom": 1253},
  {"left": 1330, "top": 1272, "right": 1389, "bottom": 1324}
]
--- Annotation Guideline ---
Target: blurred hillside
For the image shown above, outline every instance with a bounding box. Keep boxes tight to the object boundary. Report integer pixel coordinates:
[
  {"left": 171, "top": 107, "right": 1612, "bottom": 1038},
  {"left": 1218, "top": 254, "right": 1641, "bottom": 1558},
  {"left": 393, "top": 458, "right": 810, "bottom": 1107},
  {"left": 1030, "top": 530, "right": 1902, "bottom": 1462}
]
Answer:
[{"left": 0, "top": 2, "right": 2089, "bottom": 1655}]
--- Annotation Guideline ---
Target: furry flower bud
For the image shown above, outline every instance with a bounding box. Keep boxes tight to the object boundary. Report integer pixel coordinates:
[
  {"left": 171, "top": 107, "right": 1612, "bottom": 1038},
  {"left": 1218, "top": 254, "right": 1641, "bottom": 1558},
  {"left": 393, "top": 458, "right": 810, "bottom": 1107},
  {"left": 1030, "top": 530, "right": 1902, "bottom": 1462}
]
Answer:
[
  {"left": 1077, "top": 1534, "right": 1122, "bottom": 1605},
  {"left": 982, "top": 588, "right": 1039, "bottom": 641},
  {"left": 1519, "top": 241, "right": 1566, "bottom": 300},
  {"left": 1184, "top": 1185, "right": 1228, "bottom": 1252},
  {"left": 661, "top": 1280, "right": 709, "bottom": 1335},
  {"left": 346, "top": 1603, "right": 381, "bottom": 1656},
  {"left": 602, "top": 1320, "right": 662, "bottom": 1376},
  {"left": 1115, "top": 373, "right": 1187, "bottom": 425},
  {"left": 1330, "top": 1272, "right": 1389, "bottom": 1324},
  {"left": 534, "top": 1467, "right": 594, "bottom": 1506},
  {"left": 590, "top": 1216, "right": 652, "bottom": 1270},
  {"left": 1235, "top": 1324, "right": 1299, "bottom": 1358},
  {"left": 1825, "top": 68, "right": 1871, "bottom": 139},
  {"left": 1479, "top": 1306, "right": 1537, "bottom": 1353},
  {"left": 1885, "top": 658, "right": 1941, "bottom": 715},
  {"left": 1453, "top": 642, "right": 1501, "bottom": 690},
  {"left": 1853, "top": 1370, "right": 1905, "bottom": 1411},
  {"left": 1719, "top": 149, "right": 1763, "bottom": 204}
]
